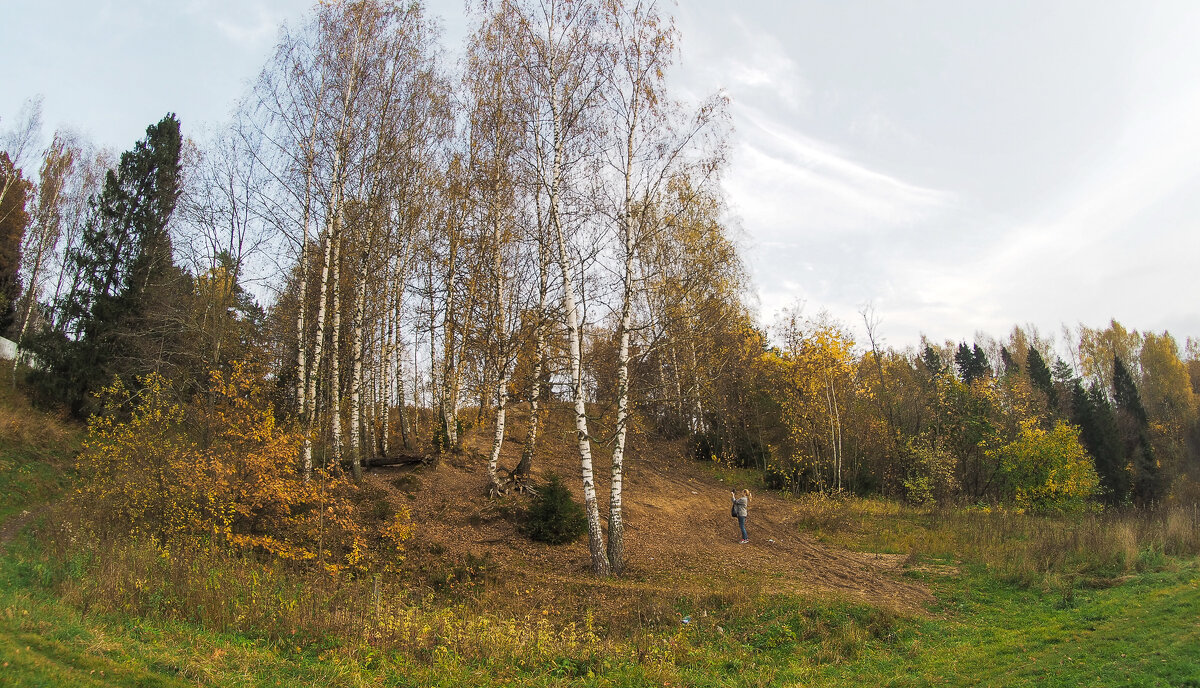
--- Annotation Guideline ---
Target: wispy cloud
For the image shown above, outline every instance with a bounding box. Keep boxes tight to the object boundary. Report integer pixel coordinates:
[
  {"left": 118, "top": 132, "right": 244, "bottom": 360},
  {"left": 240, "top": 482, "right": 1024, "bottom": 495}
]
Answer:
[{"left": 732, "top": 105, "right": 952, "bottom": 235}]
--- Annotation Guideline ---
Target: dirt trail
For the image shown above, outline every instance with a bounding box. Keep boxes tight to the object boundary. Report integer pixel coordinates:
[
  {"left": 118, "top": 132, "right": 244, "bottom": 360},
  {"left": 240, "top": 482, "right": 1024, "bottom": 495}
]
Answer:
[
  {"left": 367, "top": 409, "right": 933, "bottom": 614},
  {"left": 0, "top": 504, "right": 50, "bottom": 547}
]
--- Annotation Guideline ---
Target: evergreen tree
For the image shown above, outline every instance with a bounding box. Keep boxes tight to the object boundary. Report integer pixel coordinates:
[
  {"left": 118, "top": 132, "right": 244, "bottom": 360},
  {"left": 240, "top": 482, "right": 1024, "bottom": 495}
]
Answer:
[
  {"left": 1000, "top": 346, "right": 1019, "bottom": 375},
  {"left": 921, "top": 344, "right": 943, "bottom": 377},
  {"left": 1113, "top": 356, "right": 1163, "bottom": 505},
  {"left": 955, "top": 342, "right": 989, "bottom": 384},
  {"left": 1027, "top": 346, "right": 1058, "bottom": 410},
  {"left": 1051, "top": 357, "right": 1076, "bottom": 385},
  {"left": 27, "top": 115, "right": 186, "bottom": 415},
  {"left": 1071, "top": 380, "right": 1128, "bottom": 504},
  {"left": 972, "top": 343, "right": 990, "bottom": 380}
]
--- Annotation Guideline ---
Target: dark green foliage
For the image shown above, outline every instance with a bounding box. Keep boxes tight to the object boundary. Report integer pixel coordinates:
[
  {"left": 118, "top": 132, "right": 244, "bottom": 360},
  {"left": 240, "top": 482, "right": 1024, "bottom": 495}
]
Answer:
[
  {"left": 523, "top": 473, "right": 587, "bottom": 545},
  {"left": 1027, "top": 347, "right": 1058, "bottom": 409},
  {"left": 0, "top": 152, "right": 31, "bottom": 333},
  {"left": 1071, "top": 381, "right": 1128, "bottom": 504},
  {"left": 25, "top": 114, "right": 187, "bottom": 416},
  {"left": 955, "top": 342, "right": 990, "bottom": 384},
  {"left": 1051, "top": 357, "right": 1075, "bottom": 385},
  {"left": 1113, "top": 356, "right": 1163, "bottom": 505},
  {"left": 692, "top": 429, "right": 771, "bottom": 471},
  {"left": 1113, "top": 356, "right": 1147, "bottom": 426},
  {"left": 999, "top": 346, "right": 1019, "bottom": 375},
  {"left": 921, "top": 344, "right": 943, "bottom": 377}
]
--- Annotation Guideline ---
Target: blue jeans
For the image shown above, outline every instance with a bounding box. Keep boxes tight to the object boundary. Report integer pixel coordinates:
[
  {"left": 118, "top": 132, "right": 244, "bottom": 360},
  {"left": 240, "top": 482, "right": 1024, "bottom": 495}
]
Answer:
[{"left": 737, "top": 514, "right": 748, "bottom": 540}]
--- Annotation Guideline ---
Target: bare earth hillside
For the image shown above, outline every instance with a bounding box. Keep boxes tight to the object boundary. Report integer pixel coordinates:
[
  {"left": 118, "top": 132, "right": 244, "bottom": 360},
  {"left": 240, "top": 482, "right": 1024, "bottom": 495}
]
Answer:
[{"left": 367, "top": 406, "right": 933, "bottom": 616}]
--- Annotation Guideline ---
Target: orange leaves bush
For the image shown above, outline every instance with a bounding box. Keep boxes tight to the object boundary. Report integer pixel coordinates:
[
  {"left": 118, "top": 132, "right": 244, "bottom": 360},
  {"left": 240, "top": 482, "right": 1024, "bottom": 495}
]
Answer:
[{"left": 76, "top": 363, "right": 407, "bottom": 572}]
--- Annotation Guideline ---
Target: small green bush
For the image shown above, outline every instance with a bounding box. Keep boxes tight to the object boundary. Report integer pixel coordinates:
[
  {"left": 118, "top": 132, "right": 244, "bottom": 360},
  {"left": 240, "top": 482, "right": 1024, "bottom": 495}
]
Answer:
[{"left": 523, "top": 474, "right": 587, "bottom": 545}]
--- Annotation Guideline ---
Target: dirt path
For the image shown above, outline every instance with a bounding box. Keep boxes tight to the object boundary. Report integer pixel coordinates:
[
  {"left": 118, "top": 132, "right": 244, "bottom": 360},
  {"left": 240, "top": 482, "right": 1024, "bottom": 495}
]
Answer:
[
  {"left": 367, "top": 414, "right": 934, "bottom": 615},
  {"left": 0, "top": 504, "right": 50, "bottom": 547}
]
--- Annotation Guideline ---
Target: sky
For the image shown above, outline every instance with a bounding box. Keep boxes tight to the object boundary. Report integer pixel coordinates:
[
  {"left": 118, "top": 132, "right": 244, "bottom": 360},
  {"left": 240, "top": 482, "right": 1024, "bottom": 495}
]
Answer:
[{"left": 3, "top": 0, "right": 1199, "bottom": 351}]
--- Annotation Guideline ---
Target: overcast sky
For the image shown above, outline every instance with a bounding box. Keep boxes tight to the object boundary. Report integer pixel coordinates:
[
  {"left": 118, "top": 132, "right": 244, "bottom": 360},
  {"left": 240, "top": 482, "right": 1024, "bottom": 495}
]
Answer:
[{"left": 3, "top": 0, "right": 1198, "bottom": 350}]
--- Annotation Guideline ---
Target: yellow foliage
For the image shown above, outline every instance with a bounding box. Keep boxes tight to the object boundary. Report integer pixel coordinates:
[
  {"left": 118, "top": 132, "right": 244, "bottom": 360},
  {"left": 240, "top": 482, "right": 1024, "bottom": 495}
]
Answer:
[
  {"left": 76, "top": 363, "right": 408, "bottom": 572},
  {"left": 990, "top": 419, "right": 1100, "bottom": 512}
]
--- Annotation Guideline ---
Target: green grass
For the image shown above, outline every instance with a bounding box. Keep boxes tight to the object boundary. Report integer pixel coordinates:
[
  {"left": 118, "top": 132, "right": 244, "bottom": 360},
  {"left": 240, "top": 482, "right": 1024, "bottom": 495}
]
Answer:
[
  {"left": 2, "top": 546, "right": 1197, "bottom": 687},
  {"left": 804, "top": 564, "right": 1200, "bottom": 687},
  {"left": 1, "top": 400, "right": 1198, "bottom": 687},
  {"left": 0, "top": 378, "right": 77, "bottom": 522}
]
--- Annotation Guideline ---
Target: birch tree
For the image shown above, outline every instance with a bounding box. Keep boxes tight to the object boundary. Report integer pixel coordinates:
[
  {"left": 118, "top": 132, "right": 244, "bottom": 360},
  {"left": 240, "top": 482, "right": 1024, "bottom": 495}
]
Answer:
[
  {"left": 16, "top": 134, "right": 74, "bottom": 347},
  {"left": 512, "top": 0, "right": 611, "bottom": 575}
]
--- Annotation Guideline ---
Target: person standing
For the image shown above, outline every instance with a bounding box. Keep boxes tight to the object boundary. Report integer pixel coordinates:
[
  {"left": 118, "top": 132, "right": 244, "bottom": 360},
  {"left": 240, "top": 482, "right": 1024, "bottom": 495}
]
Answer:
[{"left": 731, "top": 489, "right": 751, "bottom": 543}]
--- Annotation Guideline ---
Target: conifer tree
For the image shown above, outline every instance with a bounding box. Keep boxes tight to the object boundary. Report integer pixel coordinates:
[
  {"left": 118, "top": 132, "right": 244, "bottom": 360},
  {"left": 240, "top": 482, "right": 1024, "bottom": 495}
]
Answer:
[
  {"left": 1113, "top": 356, "right": 1163, "bottom": 505},
  {"left": 1071, "top": 380, "right": 1128, "bottom": 504},
  {"left": 955, "top": 342, "right": 989, "bottom": 384},
  {"left": 27, "top": 115, "right": 185, "bottom": 415},
  {"left": 1027, "top": 346, "right": 1058, "bottom": 410},
  {"left": 921, "top": 344, "right": 943, "bottom": 377}
]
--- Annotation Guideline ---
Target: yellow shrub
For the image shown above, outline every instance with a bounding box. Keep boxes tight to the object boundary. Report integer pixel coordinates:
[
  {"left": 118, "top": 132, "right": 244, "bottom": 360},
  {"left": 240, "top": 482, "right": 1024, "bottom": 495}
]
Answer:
[
  {"left": 991, "top": 419, "right": 1100, "bottom": 512},
  {"left": 76, "top": 363, "right": 405, "bottom": 572}
]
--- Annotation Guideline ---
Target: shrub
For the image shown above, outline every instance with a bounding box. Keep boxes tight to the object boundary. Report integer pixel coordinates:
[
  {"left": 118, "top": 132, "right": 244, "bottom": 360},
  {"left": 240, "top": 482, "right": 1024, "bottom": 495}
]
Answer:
[
  {"left": 523, "top": 473, "right": 587, "bottom": 545},
  {"left": 75, "top": 363, "right": 408, "bottom": 573},
  {"left": 902, "top": 436, "right": 958, "bottom": 506},
  {"left": 992, "top": 419, "right": 1100, "bottom": 512}
]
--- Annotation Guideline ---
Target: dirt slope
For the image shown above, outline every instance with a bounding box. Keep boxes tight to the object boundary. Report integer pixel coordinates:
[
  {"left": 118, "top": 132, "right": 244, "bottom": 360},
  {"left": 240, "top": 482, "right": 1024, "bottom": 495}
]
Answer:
[{"left": 367, "top": 406, "right": 932, "bottom": 614}]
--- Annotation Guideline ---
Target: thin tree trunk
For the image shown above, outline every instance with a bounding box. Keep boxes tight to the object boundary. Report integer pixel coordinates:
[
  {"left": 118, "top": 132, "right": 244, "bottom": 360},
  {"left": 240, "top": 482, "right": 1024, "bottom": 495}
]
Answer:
[
  {"left": 486, "top": 209, "right": 509, "bottom": 495},
  {"left": 305, "top": 224, "right": 337, "bottom": 479},
  {"left": 348, "top": 246, "right": 370, "bottom": 480},
  {"left": 380, "top": 298, "right": 391, "bottom": 458},
  {"left": 329, "top": 230, "right": 343, "bottom": 462},
  {"left": 551, "top": 113, "right": 609, "bottom": 577},
  {"left": 514, "top": 233, "right": 548, "bottom": 479}
]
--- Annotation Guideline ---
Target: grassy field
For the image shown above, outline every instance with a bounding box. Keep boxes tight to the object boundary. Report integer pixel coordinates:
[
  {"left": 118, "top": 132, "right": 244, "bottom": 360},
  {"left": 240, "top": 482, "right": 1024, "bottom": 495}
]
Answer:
[{"left": 1, "top": 384, "right": 1198, "bottom": 686}]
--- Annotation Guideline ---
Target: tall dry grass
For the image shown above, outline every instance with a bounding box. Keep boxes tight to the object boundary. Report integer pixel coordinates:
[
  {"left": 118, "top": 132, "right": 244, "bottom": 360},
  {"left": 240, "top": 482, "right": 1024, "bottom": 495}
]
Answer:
[{"left": 796, "top": 495, "right": 1200, "bottom": 587}]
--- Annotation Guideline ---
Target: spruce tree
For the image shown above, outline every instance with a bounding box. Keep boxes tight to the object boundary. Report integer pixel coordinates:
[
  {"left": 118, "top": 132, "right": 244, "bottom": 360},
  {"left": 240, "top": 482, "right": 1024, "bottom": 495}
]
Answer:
[
  {"left": 27, "top": 114, "right": 186, "bottom": 415},
  {"left": 921, "top": 344, "right": 943, "bottom": 377},
  {"left": 955, "top": 342, "right": 990, "bottom": 384},
  {"left": 955, "top": 342, "right": 974, "bottom": 382},
  {"left": 1113, "top": 356, "right": 1163, "bottom": 505},
  {"left": 1071, "top": 380, "right": 1128, "bottom": 504},
  {"left": 1027, "top": 347, "right": 1058, "bottom": 410},
  {"left": 972, "top": 343, "right": 990, "bottom": 380}
]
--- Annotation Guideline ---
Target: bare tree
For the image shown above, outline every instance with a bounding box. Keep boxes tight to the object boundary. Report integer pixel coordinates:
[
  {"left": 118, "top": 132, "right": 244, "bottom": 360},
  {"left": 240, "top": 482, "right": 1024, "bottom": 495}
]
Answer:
[{"left": 16, "top": 133, "right": 74, "bottom": 348}]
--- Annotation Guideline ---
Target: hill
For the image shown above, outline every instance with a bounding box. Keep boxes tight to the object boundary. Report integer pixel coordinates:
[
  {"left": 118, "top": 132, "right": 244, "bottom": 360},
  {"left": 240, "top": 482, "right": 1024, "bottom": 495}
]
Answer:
[{"left": 374, "top": 404, "right": 932, "bottom": 616}]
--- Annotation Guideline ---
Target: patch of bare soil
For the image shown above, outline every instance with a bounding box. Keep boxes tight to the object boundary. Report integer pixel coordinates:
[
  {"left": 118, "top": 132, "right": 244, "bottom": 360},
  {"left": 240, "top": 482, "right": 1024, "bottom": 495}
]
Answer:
[{"left": 366, "top": 406, "right": 935, "bottom": 615}]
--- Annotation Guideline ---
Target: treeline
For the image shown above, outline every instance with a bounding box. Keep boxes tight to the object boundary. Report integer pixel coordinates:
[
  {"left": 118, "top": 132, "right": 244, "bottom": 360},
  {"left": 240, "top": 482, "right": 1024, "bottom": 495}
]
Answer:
[{"left": 699, "top": 312, "right": 1200, "bottom": 511}]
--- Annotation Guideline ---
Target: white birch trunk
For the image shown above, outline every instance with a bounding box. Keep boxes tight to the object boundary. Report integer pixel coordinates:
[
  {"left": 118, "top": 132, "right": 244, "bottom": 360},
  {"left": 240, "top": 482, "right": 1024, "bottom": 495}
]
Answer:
[
  {"left": 329, "top": 230, "right": 343, "bottom": 462},
  {"left": 515, "top": 235, "right": 548, "bottom": 477},
  {"left": 348, "top": 250, "right": 369, "bottom": 480},
  {"left": 550, "top": 104, "right": 610, "bottom": 576},
  {"left": 486, "top": 213, "right": 509, "bottom": 494}
]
